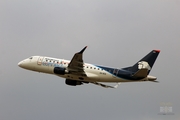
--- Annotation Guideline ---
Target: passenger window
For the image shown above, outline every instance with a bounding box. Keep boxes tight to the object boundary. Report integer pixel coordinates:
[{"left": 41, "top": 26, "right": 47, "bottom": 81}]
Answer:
[{"left": 29, "top": 57, "right": 33, "bottom": 59}]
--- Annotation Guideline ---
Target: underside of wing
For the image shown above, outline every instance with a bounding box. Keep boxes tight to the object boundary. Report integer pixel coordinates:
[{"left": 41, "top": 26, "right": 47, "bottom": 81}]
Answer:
[{"left": 65, "top": 79, "right": 121, "bottom": 89}]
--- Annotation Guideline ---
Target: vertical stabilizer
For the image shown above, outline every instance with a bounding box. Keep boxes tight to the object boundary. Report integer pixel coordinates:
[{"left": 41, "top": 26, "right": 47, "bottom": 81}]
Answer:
[{"left": 129, "top": 50, "right": 160, "bottom": 74}]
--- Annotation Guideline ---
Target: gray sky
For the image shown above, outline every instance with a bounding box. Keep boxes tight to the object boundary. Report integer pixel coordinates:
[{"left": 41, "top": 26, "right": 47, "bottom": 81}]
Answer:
[{"left": 1, "top": 0, "right": 180, "bottom": 120}]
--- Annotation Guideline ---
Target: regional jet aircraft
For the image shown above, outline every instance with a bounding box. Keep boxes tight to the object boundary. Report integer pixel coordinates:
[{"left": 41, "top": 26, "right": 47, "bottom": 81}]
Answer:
[{"left": 18, "top": 46, "right": 160, "bottom": 88}]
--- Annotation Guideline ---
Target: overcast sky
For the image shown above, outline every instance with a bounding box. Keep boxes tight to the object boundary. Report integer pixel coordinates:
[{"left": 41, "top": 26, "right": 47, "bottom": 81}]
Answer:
[{"left": 1, "top": 0, "right": 180, "bottom": 120}]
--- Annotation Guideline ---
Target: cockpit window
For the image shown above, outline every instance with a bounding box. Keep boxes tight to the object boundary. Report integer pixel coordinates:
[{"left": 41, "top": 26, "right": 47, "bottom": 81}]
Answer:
[{"left": 29, "top": 57, "right": 33, "bottom": 59}]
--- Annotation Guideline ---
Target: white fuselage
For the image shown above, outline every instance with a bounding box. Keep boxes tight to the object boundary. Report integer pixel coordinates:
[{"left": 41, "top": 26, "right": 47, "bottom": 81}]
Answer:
[{"left": 18, "top": 56, "right": 154, "bottom": 83}]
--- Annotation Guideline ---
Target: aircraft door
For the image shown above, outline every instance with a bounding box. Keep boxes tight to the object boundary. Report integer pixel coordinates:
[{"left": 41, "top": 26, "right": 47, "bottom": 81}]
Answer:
[
  {"left": 113, "top": 69, "right": 119, "bottom": 76},
  {"left": 37, "top": 57, "right": 44, "bottom": 65}
]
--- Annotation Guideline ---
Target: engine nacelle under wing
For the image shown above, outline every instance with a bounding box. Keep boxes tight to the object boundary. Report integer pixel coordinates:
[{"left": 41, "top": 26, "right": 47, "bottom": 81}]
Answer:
[
  {"left": 65, "top": 79, "right": 83, "bottom": 86},
  {"left": 54, "top": 67, "right": 66, "bottom": 75}
]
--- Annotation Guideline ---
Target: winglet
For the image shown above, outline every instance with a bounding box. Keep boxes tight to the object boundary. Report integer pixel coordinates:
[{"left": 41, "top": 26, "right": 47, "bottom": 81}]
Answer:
[
  {"left": 79, "top": 46, "right": 87, "bottom": 54},
  {"left": 154, "top": 50, "right": 160, "bottom": 53}
]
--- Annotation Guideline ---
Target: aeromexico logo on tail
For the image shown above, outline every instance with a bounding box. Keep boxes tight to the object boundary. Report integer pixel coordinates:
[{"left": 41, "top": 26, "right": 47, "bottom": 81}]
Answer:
[{"left": 138, "top": 61, "right": 151, "bottom": 70}]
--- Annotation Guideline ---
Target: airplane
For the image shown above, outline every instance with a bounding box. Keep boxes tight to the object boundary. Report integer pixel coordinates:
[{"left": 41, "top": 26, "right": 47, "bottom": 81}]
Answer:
[{"left": 18, "top": 46, "right": 160, "bottom": 88}]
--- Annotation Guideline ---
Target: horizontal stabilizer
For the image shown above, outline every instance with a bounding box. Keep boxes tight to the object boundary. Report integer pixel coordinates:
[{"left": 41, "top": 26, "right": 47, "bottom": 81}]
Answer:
[{"left": 132, "top": 69, "right": 148, "bottom": 78}]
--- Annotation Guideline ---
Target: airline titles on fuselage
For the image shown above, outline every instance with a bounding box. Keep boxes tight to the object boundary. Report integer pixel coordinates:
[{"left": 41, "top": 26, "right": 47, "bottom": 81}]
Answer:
[
  {"left": 41, "top": 57, "right": 107, "bottom": 75},
  {"left": 41, "top": 58, "right": 67, "bottom": 67}
]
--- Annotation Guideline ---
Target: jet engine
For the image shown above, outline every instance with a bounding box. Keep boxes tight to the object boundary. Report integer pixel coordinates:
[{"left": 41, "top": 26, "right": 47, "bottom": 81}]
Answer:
[
  {"left": 54, "top": 67, "right": 66, "bottom": 75},
  {"left": 65, "top": 79, "right": 83, "bottom": 86}
]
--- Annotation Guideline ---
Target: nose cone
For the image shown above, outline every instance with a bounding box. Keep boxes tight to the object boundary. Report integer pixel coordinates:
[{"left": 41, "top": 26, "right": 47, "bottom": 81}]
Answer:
[
  {"left": 18, "top": 58, "right": 35, "bottom": 70},
  {"left": 18, "top": 61, "right": 24, "bottom": 68}
]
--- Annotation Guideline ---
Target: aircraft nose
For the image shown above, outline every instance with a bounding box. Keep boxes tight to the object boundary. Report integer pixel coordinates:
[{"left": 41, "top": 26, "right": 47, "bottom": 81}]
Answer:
[
  {"left": 18, "top": 57, "right": 34, "bottom": 70},
  {"left": 18, "top": 61, "right": 24, "bottom": 68}
]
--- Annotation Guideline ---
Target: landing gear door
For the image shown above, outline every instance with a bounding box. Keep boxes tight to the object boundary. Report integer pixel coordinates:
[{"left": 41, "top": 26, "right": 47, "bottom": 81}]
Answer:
[{"left": 37, "top": 57, "right": 44, "bottom": 65}]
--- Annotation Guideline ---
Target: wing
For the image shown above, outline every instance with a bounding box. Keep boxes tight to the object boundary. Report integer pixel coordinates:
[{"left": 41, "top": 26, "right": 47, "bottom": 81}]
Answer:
[{"left": 67, "top": 46, "right": 87, "bottom": 76}]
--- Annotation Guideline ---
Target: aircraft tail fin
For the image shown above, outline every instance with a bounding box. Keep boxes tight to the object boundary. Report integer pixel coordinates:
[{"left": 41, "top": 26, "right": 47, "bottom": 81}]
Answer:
[{"left": 125, "top": 50, "right": 160, "bottom": 75}]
